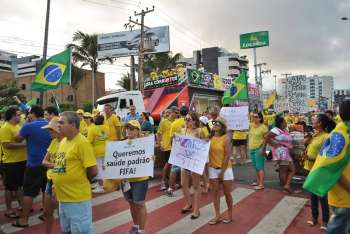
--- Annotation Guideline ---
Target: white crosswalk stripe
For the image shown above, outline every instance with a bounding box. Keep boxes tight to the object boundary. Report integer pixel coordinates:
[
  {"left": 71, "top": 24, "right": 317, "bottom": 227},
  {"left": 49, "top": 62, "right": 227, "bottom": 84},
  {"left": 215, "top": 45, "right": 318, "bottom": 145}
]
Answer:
[{"left": 158, "top": 187, "right": 255, "bottom": 234}]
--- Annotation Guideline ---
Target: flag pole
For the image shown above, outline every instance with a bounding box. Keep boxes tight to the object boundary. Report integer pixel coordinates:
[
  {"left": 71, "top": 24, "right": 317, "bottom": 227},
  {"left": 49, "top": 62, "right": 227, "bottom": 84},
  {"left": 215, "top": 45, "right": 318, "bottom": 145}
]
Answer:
[{"left": 40, "top": 0, "right": 51, "bottom": 107}]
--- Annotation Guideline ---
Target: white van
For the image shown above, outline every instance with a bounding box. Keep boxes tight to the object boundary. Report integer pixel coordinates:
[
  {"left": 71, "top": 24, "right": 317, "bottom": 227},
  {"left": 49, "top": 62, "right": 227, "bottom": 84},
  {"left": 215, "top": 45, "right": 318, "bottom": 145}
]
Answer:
[{"left": 96, "top": 90, "right": 145, "bottom": 119}]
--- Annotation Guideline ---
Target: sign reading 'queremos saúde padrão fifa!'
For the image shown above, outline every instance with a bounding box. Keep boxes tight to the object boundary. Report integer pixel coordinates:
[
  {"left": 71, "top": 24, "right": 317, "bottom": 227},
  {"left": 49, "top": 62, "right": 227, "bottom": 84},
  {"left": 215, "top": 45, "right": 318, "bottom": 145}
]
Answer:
[
  {"left": 240, "top": 31, "right": 269, "bottom": 49},
  {"left": 103, "top": 135, "right": 155, "bottom": 179}
]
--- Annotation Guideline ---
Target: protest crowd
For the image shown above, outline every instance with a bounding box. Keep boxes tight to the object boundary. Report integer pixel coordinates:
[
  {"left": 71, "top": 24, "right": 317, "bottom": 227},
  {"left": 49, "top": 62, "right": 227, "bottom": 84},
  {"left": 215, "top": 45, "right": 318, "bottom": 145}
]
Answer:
[{"left": 0, "top": 95, "right": 349, "bottom": 234}]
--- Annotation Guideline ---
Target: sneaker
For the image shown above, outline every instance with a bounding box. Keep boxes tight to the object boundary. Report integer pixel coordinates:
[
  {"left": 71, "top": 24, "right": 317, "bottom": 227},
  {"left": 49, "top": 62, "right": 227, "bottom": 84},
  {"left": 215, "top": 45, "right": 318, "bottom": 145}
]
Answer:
[
  {"left": 91, "top": 182, "right": 99, "bottom": 189},
  {"left": 166, "top": 188, "right": 174, "bottom": 197},
  {"left": 92, "top": 186, "right": 105, "bottom": 194},
  {"left": 160, "top": 182, "right": 167, "bottom": 191},
  {"left": 125, "top": 226, "right": 138, "bottom": 234}
]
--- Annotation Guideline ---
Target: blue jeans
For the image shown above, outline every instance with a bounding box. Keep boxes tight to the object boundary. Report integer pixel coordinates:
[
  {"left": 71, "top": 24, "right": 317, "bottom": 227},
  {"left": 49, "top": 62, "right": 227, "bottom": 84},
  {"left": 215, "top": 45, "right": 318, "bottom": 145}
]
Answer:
[
  {"left": 326, "top": 206, "right": 350, "bottom": 234},
  {"left": 59, "top": 200, "right": 93, "bottom": 234}
]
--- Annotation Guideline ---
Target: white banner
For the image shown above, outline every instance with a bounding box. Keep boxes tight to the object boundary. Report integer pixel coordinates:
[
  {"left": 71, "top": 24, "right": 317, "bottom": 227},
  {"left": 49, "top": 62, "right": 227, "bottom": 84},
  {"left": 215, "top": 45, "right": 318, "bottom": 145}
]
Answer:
[
  {"left": 97, "top": 26, "right": 170, "bottom": 59},
  {"left": 169, "top": 134, "right": 209, "bottom": 175},
  {"left": 220, "top": 106, "right": 249, "bottom": 130},
  {"left": 103, "top": 135, "right": 154, "bottom": 179}
]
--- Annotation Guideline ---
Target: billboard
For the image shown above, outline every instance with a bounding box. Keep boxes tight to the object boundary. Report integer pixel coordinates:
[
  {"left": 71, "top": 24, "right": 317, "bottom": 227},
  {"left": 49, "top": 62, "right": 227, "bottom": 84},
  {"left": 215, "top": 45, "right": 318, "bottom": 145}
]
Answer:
[
  {"left": 286, "top": 75, "right": 308, "bottom": 113},
  {"left": 143, "top": 65, "right": 187, "bottom": 90},
  {"left": 97, "top": 26, "right": 170, "bottom": 59},
  {"left": 240, "top": 31, "right": 269, "bottom": 49},
  {"left": 187, "top": 68, "right": 232, "bottom": 91}
]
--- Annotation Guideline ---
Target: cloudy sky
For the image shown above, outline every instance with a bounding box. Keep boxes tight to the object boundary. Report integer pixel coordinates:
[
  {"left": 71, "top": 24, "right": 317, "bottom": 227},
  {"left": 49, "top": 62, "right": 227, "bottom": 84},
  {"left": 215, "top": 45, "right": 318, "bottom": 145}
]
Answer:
[{"left": 1, "top": 0, "right": 350, "bottom": 90}]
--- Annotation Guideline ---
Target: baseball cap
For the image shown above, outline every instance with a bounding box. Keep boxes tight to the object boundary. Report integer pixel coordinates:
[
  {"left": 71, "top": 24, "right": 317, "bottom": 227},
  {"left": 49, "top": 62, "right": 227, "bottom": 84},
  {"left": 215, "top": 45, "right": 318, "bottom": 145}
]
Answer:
[
  {"left": 212, "top": 116, "right": 227, "bottom": 127},
  {"left": 170, "top": 106, "right": 179, "bottom": 113},
  {"left": 76, "top": 109, "right": 84, "bottom": 114},
  {"left": 41, "top": 117, "right": 60, "bottom": 133},
  {"left": 127, "top": 120, "right": 141, "bottom": 130},
  {"left": 83, "top": 112, "right": 93, "bottom": 118},
  {"left": 199, "top": 116, "right": 209, "bottom": 125}
]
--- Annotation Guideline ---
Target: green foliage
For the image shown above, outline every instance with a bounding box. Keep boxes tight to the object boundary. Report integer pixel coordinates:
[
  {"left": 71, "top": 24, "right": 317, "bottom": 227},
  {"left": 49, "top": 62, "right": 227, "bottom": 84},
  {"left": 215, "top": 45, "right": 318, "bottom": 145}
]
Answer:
[
  {"left": 144, "top": 52, "right": 182, "bottom": 75},
  {"left": 0, "top": 82, "right": 26, "bottom": 110},
  {"left": 116, "top": 73, "right": 131, "bottom": 91},
  {"left": 82, "top": 101, "right": 93, "bottom": 113}
]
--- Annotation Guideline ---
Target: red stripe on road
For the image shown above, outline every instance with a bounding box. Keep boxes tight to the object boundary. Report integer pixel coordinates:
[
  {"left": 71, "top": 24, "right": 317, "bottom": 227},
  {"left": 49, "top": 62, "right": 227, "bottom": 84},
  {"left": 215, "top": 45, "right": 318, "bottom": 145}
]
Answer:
[{"left": 193, "top": 188, "right": 285, "bottom": 234}]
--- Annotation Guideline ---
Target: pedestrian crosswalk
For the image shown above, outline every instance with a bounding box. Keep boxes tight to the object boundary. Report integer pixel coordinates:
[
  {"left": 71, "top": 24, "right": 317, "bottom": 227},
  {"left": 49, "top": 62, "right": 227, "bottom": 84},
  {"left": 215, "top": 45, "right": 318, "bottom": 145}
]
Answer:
[{"left": 0, "top": 180, "right": 325, "bottom": 234}]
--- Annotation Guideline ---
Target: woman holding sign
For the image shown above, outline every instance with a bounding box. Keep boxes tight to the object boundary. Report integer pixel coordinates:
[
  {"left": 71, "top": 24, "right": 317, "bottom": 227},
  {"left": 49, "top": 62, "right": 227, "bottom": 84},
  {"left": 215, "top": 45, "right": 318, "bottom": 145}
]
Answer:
[
  {"left": 179, "top": 112, "right": 203, "bottom": 220},
  {"left": 208, "top": 117, "right": 234, "bottom": 225},
  {"left": 123, "top": 120, "right": 149, "bottom": 234}
]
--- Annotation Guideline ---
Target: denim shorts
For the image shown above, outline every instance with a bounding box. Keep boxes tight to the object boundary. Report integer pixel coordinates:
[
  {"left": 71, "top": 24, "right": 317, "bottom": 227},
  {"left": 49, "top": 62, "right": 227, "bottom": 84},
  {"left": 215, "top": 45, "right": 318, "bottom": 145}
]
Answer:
[
  {"left": 59, "top": 200, "right": 93, "bottom": 234},
  {"left": 326, "top": 206, "right": 350, "bottom": 234},
  {"left": 123, "top": 180, "right": 149, "bottom": 204},
  {"left": 45, "top": 180, "right": 53, "bottom": 196}
]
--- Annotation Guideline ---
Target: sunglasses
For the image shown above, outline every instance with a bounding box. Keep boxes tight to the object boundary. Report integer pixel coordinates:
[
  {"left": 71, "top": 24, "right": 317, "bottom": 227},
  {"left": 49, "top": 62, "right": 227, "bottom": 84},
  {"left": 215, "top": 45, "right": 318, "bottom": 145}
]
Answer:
[
  {"left": 212, "top": 121, "right": 222, "bottom": 126},
  {"left": 126, "top": 125, "right": 139, "bottom": 131},
  {"left": 253, "top": 115, "right": 259, "bottom": 118},
  {"left": 185, "top": 118, "right": 192, "bottom": 122}
]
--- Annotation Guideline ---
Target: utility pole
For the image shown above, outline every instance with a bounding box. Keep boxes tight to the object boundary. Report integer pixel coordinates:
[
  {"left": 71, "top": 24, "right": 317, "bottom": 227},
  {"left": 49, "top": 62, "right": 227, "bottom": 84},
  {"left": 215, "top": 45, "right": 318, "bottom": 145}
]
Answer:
[
  {"left": 40, "top": 0, "right": 51, "bottom": 107},
  {"left": 128, "top": 6, "right": 155, "bottom": 94},
  {"left": 281, "top": 73, "right": 292, "bottom": 98},
  {"left": 124, "top": 23, "right": 136, "bottom": 91},
  {"left": 273, "top": 74, "right": 277, "bottom": 92},
  {"left": 254, "top": 62, "right": 267, "bottom": 104}
]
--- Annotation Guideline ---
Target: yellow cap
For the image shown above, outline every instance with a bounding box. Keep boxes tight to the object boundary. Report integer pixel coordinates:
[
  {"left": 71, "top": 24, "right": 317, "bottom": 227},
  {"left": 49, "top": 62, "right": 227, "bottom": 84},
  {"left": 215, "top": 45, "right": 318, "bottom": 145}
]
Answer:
[
  {"left": 92, "top": 109, "right": 100, "bottom": 117},
  {"left": 83, "top": 112, "right": 93, "bottom": 118},
  {"left": 127, "top": 120, "right": 141, "bottom": 130},
  {"left": 76, "top": 109, "right": 84, "bottom": 114}
]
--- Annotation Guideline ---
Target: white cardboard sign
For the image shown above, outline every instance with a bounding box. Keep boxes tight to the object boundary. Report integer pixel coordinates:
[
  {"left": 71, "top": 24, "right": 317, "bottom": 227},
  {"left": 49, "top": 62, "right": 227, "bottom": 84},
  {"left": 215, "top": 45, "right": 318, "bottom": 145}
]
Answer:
[
  {"left": 103, "top": 135, "right": 154, "bottom": 179},
  {"left": 169, "top": 134, "right": 210, "bottom": 175},
  {"left": 220, "top": 106, "right": 249, "bottom": 130}
]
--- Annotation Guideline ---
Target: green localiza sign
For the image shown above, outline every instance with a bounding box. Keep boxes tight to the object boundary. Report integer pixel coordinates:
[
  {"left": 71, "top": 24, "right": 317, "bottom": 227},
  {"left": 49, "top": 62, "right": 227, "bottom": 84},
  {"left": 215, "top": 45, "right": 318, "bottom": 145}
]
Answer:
[{"left": 240, "top": 31, "right": 269, "bottom": 49}]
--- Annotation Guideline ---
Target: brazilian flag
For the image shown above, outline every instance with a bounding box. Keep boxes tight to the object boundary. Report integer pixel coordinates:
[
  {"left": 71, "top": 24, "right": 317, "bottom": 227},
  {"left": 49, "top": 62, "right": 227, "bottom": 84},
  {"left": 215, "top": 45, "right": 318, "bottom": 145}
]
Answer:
[
  {"left": 303, "top": 122, "right": 350, "bottom": 196},
  {"left": 221, "top": 72, "right": 248, "bottom": 105},
  {"left": 31, "top": 48, "right": 71, "bottom": 91}
]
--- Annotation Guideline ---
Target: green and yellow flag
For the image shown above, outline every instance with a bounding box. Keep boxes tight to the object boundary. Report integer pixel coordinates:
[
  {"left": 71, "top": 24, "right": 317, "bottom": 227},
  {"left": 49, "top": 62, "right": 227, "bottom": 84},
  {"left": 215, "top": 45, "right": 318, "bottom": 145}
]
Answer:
[
  {"left": 221, "top": 72, "right": 248, "bottom": 105},
  {"left": 303, "top": 122, "right": 350, "bottom": 197},
  {"left": 31, "top": 48, "right": 71, "bottom": 91},
  {"left": 264, "top": 91, "right": 277, "bottom": 109}
]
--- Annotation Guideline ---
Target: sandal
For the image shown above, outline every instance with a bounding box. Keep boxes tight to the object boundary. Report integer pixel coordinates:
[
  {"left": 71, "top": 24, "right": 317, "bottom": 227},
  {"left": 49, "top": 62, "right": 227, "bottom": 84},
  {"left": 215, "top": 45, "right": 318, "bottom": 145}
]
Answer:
[
  {"left": 254, "top": 185, "right": 265, "bottom": 190},
  {"left": 208, "top": 219, "right": 221, "bottom": 225},
  {"left": 251, "top": 182, "right": 258, "bottom": 186},
  {"left": 283, "top": 187, "right": 293, "bottom": 194},
  {"left": 190, "top": 211, "right": 200, "bottom": 220},
  {"left": 38, "top": 214, "right": 46, "bottom": 221},
  {"left": 222, "top": 219, "right": 233, "bottom": 224},
  {"left": 4, "top": 212, "right": 19, "bottom": 219},
  {"left": 307, "top": 220, "right": 317, "bottom": 226},
  {"left": 181, "top": 205, "right": 192, "bottom": 214},
  {"left": 12, "top": 221, "right": 29, "bottom": 228},
  {"left": 320, "top": 225, "right": 327, "bottom": 231}
]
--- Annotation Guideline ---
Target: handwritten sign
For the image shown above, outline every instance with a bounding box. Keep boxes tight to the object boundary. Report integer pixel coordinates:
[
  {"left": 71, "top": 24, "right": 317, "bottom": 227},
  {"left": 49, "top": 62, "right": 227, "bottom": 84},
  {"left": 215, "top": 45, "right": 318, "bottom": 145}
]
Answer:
[
  {"left": 220, "top": 106, "right": 249, "bottom": 130},
  {"left": 169, "top": 134, "right": 209, "bottom": 175},
  {"left": 103, "top": 135, "right": 154, "bottom": 179}
]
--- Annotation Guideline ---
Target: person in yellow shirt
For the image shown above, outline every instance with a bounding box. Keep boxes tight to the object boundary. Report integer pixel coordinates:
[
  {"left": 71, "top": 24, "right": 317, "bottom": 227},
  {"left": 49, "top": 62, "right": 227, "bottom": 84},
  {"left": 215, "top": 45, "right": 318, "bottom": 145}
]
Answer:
[
  {"left": 248, "top": 112, "right": 268, "bottom": 190},
  {"left": 157, "top": 107, "right": 176, "bottom": 191},
  {"left": 103, "top": 104, "right": 121, "bottom": 141},
  {"left": 199, "top": 115, "right": 210, "bottom": 193},
  {"left": 123, "top": 120, "right": 150, "bottom": 234},
  {"left": 326, "top": 100, "right": 350, "bottom": 233},
  {"left": 208, "top": 117, "right": 233, "bottom": 225},
  {"left": 303, "top": 114, "right": 331, "bottom": 230},
  {"left": 82, "top": 112, "right": 94, "bottom": 137},
  {"left": 52, "top": 111, "right": 97, "bottom": 234},
  {"left": 41, "top": 118, "right": 63, "bottom": 234},
  {"left": 87, "top": 115, "right": 109, "bottom": 194},
  {"left": 0, "top": 107, "right": 26, "bottom": 219},
  {"left": 76, "top": 109, "right": 87, "bottom": 134}
]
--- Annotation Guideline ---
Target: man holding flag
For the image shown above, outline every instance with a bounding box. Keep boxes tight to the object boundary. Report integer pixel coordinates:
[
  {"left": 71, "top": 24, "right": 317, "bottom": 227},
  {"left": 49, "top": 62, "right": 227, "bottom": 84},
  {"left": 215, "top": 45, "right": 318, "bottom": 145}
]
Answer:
[{"left": 303, "top": 100, "right": 350, "bottom": 233}]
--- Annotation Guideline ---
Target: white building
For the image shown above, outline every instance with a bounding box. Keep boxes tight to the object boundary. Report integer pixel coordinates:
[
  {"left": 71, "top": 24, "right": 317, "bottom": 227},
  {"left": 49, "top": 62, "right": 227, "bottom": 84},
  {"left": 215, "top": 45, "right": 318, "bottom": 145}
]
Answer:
[
  {"left": 277, "top": 75, "right": 334, "bottom": 112},
  {"left": 218, "top": 53, "right": 248, "bottom": 78},
  {"left": 0, "top": 50, "right": 17, "bottom": 72},
  {"left": 16, "top": 55, "right": 41, "bottom": 77}
]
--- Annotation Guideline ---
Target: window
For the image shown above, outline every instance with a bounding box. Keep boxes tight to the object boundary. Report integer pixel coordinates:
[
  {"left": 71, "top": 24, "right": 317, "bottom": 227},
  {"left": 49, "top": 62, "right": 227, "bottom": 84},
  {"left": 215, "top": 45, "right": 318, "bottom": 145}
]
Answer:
[
  {"left": 21, "top": 84, "right": 26, "bottom": 90},
  {"left": 67, "top": 95, "right": 74, "bottom": 102},
  {"left": 119, "top": 99, "right": 127, "bottom": 109},
  {"left": 129, "top": 99, "right": 133, "bottom": 106}
]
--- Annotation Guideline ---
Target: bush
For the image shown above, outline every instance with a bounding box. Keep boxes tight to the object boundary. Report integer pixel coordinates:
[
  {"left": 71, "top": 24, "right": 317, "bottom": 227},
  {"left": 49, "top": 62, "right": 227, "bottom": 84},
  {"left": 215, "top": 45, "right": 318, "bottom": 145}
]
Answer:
[{"left": 82, "top": 101, "right": 93, "bottom": 113}]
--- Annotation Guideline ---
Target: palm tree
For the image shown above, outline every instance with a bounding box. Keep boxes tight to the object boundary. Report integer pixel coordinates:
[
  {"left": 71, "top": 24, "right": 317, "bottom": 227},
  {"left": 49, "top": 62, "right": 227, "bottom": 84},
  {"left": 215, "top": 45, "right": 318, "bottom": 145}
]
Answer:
[
  {"left": 67, "top": 31, "right": 113, "bottom": 106},
  {"left": 116, "top": 73, "right": 130, "bottom": 91},
  {"left": 144, "top": 52, "right": 182, "bottom": 75}
]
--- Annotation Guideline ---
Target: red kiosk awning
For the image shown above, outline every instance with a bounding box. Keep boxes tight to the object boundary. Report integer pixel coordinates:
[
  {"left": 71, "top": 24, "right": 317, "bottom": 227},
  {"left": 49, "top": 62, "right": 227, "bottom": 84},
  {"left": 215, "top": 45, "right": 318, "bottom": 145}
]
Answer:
[{"left": 151, "top": 92, "right": 178, "bottom": 121}]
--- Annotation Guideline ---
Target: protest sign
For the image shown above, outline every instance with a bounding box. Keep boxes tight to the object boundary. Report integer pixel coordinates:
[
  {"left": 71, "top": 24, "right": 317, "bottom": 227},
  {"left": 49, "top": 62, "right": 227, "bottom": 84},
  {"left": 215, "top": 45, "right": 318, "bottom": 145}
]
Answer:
[
  {"left": 220, "top": 106, "right": 249, "bottom": 130},
  {"left": 103, "top": 135, "right": 154, "bottom": 179},
  {"left": 169, "top": 134, "right": 210, "bottom": 175}
]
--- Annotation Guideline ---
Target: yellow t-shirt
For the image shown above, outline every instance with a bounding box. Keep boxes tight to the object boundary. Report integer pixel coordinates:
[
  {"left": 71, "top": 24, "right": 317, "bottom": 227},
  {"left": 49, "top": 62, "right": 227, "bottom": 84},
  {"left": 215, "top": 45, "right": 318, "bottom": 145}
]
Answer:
[
  {"left": 46, "top": 138, "right": 60, "bottom": 180},
  {"left": 0, "top": 122, "right": 26, "bottom": 163},
  {"left": 51, "top": 133, "right": 96, "bottom": 202},
  {"left": 158, "top": 118, "right": 173, "bottom": 151},
  {"left": 267, "top": 114, "right": 276, "bottom": 126},
  {"left": 201, "top": 127, "right": 210, "bottom": 140},
  {"left": 79, "top": 119, "right": 87, "bottom": 135},
  {"left": 81, "top": 123, "right": 94, "bottom": 138},
  {"left": 232, "top": 131, "right": 247, "bottom": 140},
  {"left": 328, "top": 162, "right": 350, "bottom": 208},
  {"left": 248, "top": 124, "right": 268, "bottom": 150},
  {"left": 104, "top": 114, "right": 121, "bottom": 141},
  {"left": 170, "top": 117, "right": 185, "bottom": 138},
  {"left": 209, "top": 135, "right": 231, "bottom": 168},
  {"left": 304, "top": 132, "right": 328, "bottom": 171},
  {"left": 87, "top": 125, "right": 109, "bottom": 158}
]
